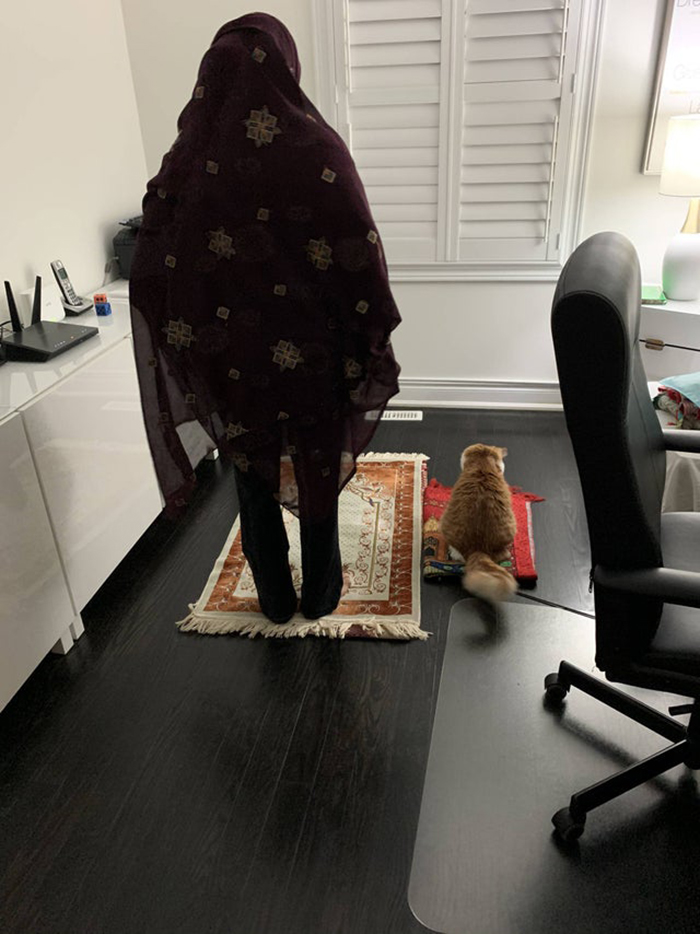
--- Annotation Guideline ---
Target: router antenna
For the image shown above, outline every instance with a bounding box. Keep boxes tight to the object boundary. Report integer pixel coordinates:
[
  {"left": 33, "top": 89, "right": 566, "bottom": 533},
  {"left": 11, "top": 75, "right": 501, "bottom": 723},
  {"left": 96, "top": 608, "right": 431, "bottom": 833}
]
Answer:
[
  {"left": 31, "top": 276, "right": 42, "bottom": 326},
  {"left": 3, "top": 281, "right": 23, "bottom": 334}
]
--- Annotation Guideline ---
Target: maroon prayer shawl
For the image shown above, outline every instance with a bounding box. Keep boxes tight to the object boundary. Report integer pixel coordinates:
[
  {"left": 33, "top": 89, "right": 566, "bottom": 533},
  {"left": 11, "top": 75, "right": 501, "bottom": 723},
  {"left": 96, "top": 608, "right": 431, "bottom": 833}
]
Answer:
[{"left": 129, "top": 13, "right": 401, "bottom": 519}]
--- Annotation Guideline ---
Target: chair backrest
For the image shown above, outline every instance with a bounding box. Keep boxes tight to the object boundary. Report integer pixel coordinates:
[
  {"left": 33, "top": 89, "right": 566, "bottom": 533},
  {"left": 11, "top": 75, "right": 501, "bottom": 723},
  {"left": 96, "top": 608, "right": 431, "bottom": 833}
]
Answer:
[{"left": 551, "top": 232, "right": 666, "bottom": 574}]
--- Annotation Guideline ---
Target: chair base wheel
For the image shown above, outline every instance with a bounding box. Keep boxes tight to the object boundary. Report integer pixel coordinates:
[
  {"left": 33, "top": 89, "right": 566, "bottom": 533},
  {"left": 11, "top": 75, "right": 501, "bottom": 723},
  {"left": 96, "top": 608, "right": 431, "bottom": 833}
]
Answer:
[
  {"left": 544, "top": 673, "right": 569, "bottom": 705},
  {"left": 552, "top": 807, "right": 586, "bottom": 842}
]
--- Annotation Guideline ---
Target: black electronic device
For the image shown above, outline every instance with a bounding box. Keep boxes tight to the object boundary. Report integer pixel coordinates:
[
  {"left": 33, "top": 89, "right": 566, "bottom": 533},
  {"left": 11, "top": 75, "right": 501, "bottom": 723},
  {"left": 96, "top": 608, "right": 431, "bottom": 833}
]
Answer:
[
  {"left": 2, "top": 277, "right": 98, "bottom": 362},
  {"left": 50, "top": 260, "right": 93, "bottom": 315},
  {"left": 119, "top": 215, "right": 143, "bottom": 229},
  {"left": 114, "top": 215, "right": 142, "bottom": 278}
]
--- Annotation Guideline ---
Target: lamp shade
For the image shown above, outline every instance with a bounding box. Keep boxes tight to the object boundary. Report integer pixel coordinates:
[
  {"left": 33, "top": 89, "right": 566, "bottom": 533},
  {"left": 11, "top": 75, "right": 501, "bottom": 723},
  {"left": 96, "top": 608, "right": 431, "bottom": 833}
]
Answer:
[{"left": 659, "top": 115, "right": 700, "bottom": 196}]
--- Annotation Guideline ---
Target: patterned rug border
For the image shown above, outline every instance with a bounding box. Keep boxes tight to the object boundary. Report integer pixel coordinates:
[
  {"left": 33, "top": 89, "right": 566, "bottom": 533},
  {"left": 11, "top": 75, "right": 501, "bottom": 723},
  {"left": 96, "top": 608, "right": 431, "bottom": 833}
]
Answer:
[{"left": 177, "top": 453, "right": 430, "bottom": 641}]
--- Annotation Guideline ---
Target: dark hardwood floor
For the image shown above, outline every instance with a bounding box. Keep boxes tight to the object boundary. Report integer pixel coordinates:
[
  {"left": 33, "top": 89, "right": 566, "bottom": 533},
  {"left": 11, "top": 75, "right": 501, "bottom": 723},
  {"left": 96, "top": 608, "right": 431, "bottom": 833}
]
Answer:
[{"left": 0, "top": 409, "right": 593, "bottom": 934}]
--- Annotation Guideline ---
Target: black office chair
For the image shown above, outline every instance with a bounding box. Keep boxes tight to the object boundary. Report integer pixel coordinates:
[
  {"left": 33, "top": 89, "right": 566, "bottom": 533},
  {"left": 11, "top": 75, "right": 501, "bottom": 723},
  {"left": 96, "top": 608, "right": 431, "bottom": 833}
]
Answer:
[{"left": 548, "top": 231, "right": 700, "bottom": 841}]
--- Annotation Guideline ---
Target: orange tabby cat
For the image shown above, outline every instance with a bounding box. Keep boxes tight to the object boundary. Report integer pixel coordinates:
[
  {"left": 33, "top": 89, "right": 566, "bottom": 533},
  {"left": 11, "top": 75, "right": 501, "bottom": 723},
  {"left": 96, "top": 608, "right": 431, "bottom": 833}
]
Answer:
[{"left": 440, "top": 444, "right": 517, "bottom": 602}]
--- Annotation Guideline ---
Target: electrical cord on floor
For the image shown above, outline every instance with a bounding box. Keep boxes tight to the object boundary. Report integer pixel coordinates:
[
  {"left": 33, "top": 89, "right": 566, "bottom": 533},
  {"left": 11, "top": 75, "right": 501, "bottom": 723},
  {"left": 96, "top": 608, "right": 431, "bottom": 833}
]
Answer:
[{"left": 516, "top": 589, "right": 595, "bottom": 619}]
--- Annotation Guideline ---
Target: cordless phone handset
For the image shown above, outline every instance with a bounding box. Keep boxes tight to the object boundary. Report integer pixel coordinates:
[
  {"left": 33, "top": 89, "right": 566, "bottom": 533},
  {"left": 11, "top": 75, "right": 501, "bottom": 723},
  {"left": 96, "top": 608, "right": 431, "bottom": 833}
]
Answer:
[
  {"left": 50, "top": 260, "right": 82, "bottom": 304},
  {"left": 50, "top": 261, "right": 94, "bottom": 316}
]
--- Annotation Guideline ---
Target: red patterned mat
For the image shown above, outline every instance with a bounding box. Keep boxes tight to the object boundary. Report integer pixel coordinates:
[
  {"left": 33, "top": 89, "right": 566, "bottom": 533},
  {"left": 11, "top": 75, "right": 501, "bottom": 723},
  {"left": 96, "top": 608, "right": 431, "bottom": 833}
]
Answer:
[{"left": 422, "top": 478, "right": 544, "bottom": 585}]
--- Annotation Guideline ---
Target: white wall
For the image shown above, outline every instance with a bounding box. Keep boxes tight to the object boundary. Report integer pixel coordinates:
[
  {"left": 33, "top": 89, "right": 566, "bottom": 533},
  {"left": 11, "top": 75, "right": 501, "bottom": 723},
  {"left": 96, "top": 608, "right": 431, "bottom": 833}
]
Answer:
[
  {"left": 389, "top": 281, "right": 560, "bottom": 386},
  {"left": 120, "top": 0, "right": 317, "bottom": 178},
  {"left": 0, "top": 0, "right": 147, "bottom": 318},
  {"left": 580, "top": 0, "right": 681, "bottom": 282},
  {"left": 118, "top": 0, "right": 673, "bottom": 400}
]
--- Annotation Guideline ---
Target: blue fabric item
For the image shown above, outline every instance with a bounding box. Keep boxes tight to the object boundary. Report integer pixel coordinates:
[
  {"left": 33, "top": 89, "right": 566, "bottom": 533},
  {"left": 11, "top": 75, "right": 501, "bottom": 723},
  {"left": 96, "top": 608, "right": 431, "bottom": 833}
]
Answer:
[{"left": 660, "top": 372, "right": 700, "bottom": 408}]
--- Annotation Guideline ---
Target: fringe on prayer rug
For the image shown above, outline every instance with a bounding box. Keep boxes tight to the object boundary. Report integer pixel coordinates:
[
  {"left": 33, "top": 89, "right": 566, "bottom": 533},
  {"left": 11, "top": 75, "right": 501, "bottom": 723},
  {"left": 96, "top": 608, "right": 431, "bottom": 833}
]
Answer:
[{"left": 177, "top": 453, "right": 430, "bottom": 641}]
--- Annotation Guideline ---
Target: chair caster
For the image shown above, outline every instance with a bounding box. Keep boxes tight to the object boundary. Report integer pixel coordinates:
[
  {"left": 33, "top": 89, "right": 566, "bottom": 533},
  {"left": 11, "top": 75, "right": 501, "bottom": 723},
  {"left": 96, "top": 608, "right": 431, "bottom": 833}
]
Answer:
[
  {"left": 544, "top": 673, "right": 569, "bottom": 705},
  {"left": 552, "top": 806, "right": 586, "bottom": 842}
]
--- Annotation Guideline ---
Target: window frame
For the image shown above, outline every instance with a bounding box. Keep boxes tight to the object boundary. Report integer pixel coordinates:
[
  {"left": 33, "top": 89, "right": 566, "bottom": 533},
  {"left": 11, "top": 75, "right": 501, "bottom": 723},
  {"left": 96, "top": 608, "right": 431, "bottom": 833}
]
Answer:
[{"left": 312, "top": 0, "right": 605, "bottom": 282}]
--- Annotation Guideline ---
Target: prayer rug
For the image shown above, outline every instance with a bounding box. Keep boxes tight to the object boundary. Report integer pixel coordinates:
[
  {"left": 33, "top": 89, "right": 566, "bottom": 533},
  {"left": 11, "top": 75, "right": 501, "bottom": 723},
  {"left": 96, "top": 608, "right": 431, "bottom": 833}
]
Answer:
[
  {"left": 422, "top": 478, "right": 544, "bottom": 585},
  {"left": 177, "top": 453, "right": 429, "bottom": 640}
]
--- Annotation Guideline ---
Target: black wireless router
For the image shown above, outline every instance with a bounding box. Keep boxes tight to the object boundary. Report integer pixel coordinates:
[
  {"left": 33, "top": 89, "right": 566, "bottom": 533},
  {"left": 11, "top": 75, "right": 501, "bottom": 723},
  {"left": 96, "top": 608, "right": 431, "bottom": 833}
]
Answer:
[{"left": 2, "top": 277, "right": 98, "bottom": 362}]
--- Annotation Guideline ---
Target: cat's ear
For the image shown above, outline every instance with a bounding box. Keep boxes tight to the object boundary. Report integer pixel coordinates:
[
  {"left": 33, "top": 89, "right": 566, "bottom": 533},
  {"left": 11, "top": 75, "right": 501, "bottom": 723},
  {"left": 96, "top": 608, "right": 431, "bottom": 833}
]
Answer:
[{"left": 500, "top": 447, "right": 508, "bottom": 458}]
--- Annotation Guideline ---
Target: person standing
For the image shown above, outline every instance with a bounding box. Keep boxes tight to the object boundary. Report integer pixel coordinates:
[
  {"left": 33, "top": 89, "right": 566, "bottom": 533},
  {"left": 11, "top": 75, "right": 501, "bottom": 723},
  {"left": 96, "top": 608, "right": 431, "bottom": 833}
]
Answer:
[{"left": 130, "top": 13, "right": 401, "bottom": 624}]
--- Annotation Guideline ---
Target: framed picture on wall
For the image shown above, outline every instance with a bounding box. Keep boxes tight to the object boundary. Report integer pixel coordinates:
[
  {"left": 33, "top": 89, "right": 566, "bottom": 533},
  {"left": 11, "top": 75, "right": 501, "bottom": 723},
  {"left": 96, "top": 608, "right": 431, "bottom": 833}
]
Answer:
[{"left": 643, "top": 0, "right": 700, "bottom": 175}]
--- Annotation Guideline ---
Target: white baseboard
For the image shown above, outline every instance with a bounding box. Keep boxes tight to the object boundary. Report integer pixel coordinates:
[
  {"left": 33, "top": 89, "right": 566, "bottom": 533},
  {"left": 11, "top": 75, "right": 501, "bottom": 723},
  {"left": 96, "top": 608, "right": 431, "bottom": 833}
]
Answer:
[{"left": 394, "top": 378, "right": 562, "bottom": 410}]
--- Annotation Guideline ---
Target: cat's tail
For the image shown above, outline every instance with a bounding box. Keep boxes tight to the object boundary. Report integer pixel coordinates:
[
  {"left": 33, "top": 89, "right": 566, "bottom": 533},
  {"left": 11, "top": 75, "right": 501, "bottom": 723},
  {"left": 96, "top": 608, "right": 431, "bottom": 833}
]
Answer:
[{"left": 463, "top": 552, "right": 517, "bottom": 603}]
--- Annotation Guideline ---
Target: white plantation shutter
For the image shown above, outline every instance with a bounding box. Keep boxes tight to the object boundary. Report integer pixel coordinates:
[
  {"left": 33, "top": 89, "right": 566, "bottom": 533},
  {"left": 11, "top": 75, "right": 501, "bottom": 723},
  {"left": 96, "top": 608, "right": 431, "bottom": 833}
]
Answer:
[
  {"left": 332, "top": 0, "right": 448, "bottom": 263},
  {"left": 457, "top": 0, "right": 579, "bottom": 262},
  {"left": 317, "top": 0, "right": 598, "bottom": 273}
]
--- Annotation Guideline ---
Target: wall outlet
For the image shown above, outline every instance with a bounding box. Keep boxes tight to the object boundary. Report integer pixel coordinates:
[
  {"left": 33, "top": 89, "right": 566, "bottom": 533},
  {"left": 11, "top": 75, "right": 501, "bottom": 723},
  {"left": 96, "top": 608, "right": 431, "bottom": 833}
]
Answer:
[{"left": 20, "top": 280, "right": 65, "bottom": 325}]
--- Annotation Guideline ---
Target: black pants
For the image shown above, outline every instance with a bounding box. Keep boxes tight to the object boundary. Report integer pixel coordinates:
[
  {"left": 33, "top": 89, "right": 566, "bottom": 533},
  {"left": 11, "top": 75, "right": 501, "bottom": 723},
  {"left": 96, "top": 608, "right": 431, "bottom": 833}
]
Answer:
[{"left": 234, "top": 466, "right": 343, "bottom": 624}]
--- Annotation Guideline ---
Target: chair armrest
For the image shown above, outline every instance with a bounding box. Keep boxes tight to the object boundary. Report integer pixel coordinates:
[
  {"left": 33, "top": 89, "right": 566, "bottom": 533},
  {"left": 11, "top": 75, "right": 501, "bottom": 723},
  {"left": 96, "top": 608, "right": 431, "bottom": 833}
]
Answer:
[
  {"left": 594, "top": 566, "right": 700, "bottom": 609},
  {"left": 663, "top": 429, "right": 700, "bottom": 454}
]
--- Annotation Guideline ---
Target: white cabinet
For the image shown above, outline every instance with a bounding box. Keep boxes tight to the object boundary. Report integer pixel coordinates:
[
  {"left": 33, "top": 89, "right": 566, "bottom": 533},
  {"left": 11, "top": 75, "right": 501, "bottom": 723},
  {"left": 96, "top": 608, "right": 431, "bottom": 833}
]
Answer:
[
  {"left": 0, "top": 291, "right": 166, "bottom": 713},
  {"left": 0, "top": 413, "right": 76, "bottom": 711},
  {"left": 20, "top": 338, "right": 162, "bottom": 610}
]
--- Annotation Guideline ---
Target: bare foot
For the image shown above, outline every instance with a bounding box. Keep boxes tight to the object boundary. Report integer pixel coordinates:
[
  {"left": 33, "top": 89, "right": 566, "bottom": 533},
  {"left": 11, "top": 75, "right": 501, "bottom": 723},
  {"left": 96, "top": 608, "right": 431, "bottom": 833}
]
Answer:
[{"left": 341, "top": 569, "right": 351, "bottom": 597}]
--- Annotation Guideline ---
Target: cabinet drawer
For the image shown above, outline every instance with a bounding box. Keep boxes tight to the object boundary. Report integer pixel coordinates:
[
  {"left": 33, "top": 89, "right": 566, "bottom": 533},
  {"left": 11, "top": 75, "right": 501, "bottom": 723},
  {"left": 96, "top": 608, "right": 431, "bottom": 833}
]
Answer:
[
  {"left": 0, "top": 413, "right": 75, "bottom": 711},
  {"left": 21, "top": 338, "right": 162, "bottom": 609}
]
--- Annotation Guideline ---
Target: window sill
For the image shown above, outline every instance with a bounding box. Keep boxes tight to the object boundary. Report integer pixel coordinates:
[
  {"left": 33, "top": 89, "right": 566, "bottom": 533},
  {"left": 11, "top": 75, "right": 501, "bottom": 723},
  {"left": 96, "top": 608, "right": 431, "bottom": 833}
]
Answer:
[{"left": 387, "top": 262, "right": 564, "bottom": 283}]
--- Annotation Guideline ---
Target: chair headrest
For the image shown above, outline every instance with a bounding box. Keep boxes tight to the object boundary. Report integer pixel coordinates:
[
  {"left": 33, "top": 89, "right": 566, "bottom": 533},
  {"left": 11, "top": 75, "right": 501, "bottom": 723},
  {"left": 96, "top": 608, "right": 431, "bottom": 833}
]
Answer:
[{"left": 553, "top": 231, "right": 641, "bottom": 348}]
